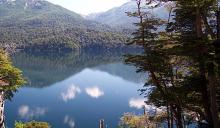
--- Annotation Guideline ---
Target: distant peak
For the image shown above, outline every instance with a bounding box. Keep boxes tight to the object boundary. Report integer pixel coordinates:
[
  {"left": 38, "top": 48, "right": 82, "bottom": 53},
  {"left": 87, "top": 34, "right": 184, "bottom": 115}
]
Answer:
[
  {"left": 0, "top": 0, "right": 44, "bottom": 8},
  {"left": 26, "top": 0, "right": 44, "bottom": 3},
  {"left": 24, "top": 0, "right": 44, "bottom": 9},
  {"left": 0, "top": 0, "right": 16, "bottom": 4}
]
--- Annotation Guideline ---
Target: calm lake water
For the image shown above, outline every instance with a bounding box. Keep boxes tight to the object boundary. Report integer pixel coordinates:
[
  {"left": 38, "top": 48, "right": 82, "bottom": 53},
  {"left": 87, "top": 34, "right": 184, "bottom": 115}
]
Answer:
[{"left": 5, "top": 50, "right": 147, "bottom": 128}]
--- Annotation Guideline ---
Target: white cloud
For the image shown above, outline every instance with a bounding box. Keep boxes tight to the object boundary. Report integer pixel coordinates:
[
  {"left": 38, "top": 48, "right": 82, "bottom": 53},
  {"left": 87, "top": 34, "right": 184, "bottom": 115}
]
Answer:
[
  {"left": 129, "top": 98, "right": 156, "bottom": 110},
  {"left": 129, "top": 98, "right": 166, "bottom": 117},
  {"left": 64, "top": 115, "right": 75, "bottom": 128},
  {"left": 129, "top": 98, "right": 146, "bottom": 109},
  {"left": 61, "top": 85, "right": 81, "bottom": 102},
  {"left": 85, "top": 86, "right": 104, "bottom": 98},
  {"left": 18, "top": 105, "right": 47, "bottom": 119},
  {"left": 18, "top": 105, "right": 29, "bottom": 118}
]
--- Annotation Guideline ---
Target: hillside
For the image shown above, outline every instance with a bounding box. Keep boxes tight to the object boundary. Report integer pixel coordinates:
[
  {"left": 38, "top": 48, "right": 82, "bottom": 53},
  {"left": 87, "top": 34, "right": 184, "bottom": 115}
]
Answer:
[
  {"left": 86, "top": 1, "right": 169, "bottom": 30},
  {"left": 12, "top": 50, "right": 143, "bottom": 88},
  {"left": 86, "top": 2, "right": 137, "bottom": 30},
  {"left": 0, "top": 0, "right": 127, "bottom": 51}
]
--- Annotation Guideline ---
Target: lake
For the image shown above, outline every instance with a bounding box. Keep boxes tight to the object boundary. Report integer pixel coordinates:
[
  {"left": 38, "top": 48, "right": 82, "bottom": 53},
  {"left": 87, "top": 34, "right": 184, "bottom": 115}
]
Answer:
[{"left": 5, "top": 50, "right": 147, "bottom": 128}]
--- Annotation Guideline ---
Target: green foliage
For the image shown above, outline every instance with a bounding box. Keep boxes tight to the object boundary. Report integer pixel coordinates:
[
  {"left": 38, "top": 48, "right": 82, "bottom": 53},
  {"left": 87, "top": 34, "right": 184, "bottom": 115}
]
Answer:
[
  {"left": 14, "top": 121, "right": 25, "bottom": 128},
  {"left": 119, "top": 113, "right": 166, "bottom": 128},
  {"left": 0, "top": 50, "right": 25, "bottom": 91},
  {"left": 15, "top": 121, "right": 51, "bottom": 128},
  {"left": 0, "top": 0, "right": 127, "bottom": 51},
  {"left": 125, "top": 0, "right": 220, "bottom": 127}
]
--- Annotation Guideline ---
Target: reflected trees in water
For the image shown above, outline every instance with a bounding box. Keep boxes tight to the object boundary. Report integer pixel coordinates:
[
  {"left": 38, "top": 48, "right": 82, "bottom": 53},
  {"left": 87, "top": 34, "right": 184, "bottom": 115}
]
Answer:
[
  {"left": 0, "top": 50, "right": 25, "bottom": 128},
  {"left": 124, "top": 0, "right": 220, "bottom": 128}
]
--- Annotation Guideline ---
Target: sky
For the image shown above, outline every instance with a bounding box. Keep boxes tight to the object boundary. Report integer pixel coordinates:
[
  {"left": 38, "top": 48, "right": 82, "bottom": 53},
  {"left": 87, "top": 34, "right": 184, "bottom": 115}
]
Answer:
[{"left": 47, "top": 0, "right": 129, "bottom": 15}]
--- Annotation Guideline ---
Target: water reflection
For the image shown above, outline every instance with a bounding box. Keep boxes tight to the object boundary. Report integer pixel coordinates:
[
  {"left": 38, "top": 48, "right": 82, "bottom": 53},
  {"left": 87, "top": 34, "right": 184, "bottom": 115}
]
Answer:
[
  {"left": 129, "top": 98, "right": 146, "bottom": 109},
  {"left": 12, "top": 50, "right": 143, "bottom": 88},
  {"left": 4, "top": 50, "right": 145, "bottom": 127},
  {"left": 63, "top": 115, "right": 75, "bottom": 128},
  {"left": 85, "top": 86, "right": 104, "bottom": 99},
  {"left": 61, "top": 85, "right": 81, "bottom": 102},
  {"left": 18, "top": 105, "right": 47, "bottom": 119}
]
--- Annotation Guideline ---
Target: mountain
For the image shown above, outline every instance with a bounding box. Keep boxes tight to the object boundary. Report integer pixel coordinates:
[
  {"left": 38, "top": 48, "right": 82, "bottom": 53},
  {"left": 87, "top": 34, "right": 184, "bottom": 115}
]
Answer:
[
  {"left": 0, "top": 0, "right": 127, "bottom": 51},
  {"left": 86, "top": 2, "right": 137, "bottom": 30},
  {"left": 12, "top": 50, "right": 143, "bottom": 88},
  {"left": 86, "top": 1, "right": 169, "bottom": 30}
]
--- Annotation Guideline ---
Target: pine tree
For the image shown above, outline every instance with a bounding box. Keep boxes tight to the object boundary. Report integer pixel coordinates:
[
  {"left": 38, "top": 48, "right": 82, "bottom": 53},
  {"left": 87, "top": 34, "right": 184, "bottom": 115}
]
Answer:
[{"left": 125, "top": 0, "right": 220, "bottom": 128}]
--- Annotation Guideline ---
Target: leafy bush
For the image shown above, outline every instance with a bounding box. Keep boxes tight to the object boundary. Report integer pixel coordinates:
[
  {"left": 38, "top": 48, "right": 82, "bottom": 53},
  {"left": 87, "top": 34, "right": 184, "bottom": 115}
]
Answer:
[{"left": 15, "top": 121, "right": 51, "bottom": 128}]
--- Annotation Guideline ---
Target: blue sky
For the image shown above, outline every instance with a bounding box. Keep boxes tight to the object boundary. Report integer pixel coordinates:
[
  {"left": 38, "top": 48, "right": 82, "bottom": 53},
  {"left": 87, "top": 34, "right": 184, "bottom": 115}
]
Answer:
[{"left": 47, "top": 0, "right": 129, "bottom": 15}]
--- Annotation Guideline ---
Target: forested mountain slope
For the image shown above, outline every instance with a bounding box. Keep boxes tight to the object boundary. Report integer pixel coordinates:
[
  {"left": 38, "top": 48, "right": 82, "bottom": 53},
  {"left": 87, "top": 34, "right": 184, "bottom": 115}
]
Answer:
[
  {"left": 86, "top": 1, "right": 169, "bottom": 30},
  {"left": 0, "top": 0, "right": 127, "bottom": 51}
]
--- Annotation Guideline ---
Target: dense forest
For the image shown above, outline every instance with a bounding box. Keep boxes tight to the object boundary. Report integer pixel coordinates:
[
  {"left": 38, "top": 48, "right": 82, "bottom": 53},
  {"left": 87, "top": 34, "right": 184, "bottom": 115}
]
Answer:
[
  {"left": 124, "top": 0, "right": 220, "bottom": 128},
  {"left": 0, "top": 0, "right": 128, "bottom": 52}
]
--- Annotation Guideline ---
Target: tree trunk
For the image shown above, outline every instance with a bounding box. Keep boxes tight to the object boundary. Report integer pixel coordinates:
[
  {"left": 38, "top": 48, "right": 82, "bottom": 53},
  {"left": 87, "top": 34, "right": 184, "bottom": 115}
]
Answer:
[
  {"left": 171, "top": 107, "right": 174, "bottom": 128},
  {"left": 196, "top": 7, "right": 202, "bottom": 38},
  {"left": 171, "top": 104, "right": 183, "bottom": 128},
  {"left": 136, "top": 0, "right": 145, "bottom": 45},
  {"left": 207, "top": 63, "right": 220, "bottom": 128},
  {"left": 99, "top": 119, "right": 104, "bottom": 128},
  {"left": 176, "top": 106, "right": 183, "bottom": 128},
  {"left": 216, "top": 1, "right": 220, "bottom": 38},
  {"left": 208, "top": 76, "right": 220, "bottom": 128},
  {"left": 167, "top": 104, "right": 171, "bottom": 128},
  {"left": 0, "top": 91, "right": 5, "bottom": 128},
  {"left": 201, "top": 12, "right": 215, "bottom": 39},
  {"left": 199, "top": 61, "right": 214, "bottom": 128},
  {"left": 217, "top": 9, "right": 220, "bottom": 39}
]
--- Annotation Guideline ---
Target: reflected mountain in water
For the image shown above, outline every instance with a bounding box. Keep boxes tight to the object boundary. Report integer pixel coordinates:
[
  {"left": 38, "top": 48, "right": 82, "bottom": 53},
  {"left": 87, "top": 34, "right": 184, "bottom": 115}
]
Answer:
[
  {"left": 6, "top": 51, "right": 146, "bottom": 127},
  {"left": 12, "top": 50, "right": 144, "bottom": 88}
]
